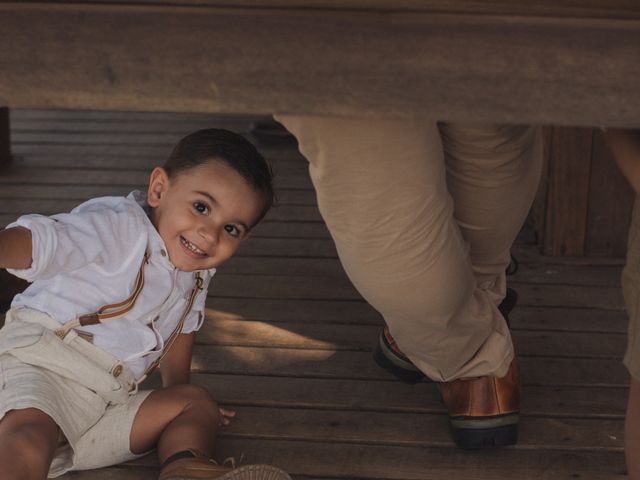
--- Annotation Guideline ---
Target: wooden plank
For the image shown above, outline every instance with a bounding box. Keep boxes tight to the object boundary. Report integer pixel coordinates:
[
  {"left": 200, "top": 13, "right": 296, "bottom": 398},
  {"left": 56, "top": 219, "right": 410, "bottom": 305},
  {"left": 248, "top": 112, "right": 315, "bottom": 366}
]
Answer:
[
  {"left": 46, "top": 468, "right": 156, "bottom": 480},
  {"left": 188, "top": 373, "right": 628, "bottom": 418},
  {"left": 204, "top": 438, "right": 628, "bottom": 480},
  {"left": 10, "top": 143, "right": 304, "bottom": 163},
  {"left": 0, "top": 189, "right": 315, "bottom": 209},
  {"left": 205, "top": 298, "right": 629, "bottom": 333},
  {"left": 12, "top": 148, "right": 303, "bottom": 166},
  {"left": 9, "top": 140, "right": 303, "bottom": 160},
  {"left": 512, "top": 283, "right": 624, "bottom": 310},
  {"left": 78, "top": 441, "right": 627, "bottom": 480},
  {"left": 196, "top": 318, "right": 627, "bottom": 359},
  {"left": 10, "top": 118, "right": 253, "bottom": 134},
  {"left": 212, "top": 406, "right": 625, "bottom": 450},
  {"left": 542, "top": 128, "right": 593, "bottom": 256},
  {"left": 509, "top": 307, "right": 627, "bottom": 334},
  {"left": 1, "top": 4, "right": 640, "bottom": 127},
  {"left": 206, "top": 297, "right": 382, "bottom": 325},
  {"left": 189, "top": 345, "right": 630, "bottom": 386},
  {"left": 47, "top": 0, "right": 640, "bottom": 20},
  {"left": 9, "top": 108, "right": 263, "bottom": 122},
  {"left": 0, "top": 107, "right": 10, "bottom": 169},
  {"left": 217, "top": 257, "right": 623, "bottom": 287},
  {"left": 585, "top": 129, "right": 635, "bottom": 257},
  {"left": 511, "top": 243, "right": 625, "bottom": 266},
  {"left": 0, "top": 204, "right": 320, "bottom": 225},
  {"left": 205, "top": 273, "right": 625, "bottom": 310},
  {"left": 0, "top": 167, "right": 313, "bottom": 189},
  {"left": 509, "top": 262, "right": 622, "bottom": 288},
  {"left": 204, "top": 293, "right": 627, "bottom": 326}
]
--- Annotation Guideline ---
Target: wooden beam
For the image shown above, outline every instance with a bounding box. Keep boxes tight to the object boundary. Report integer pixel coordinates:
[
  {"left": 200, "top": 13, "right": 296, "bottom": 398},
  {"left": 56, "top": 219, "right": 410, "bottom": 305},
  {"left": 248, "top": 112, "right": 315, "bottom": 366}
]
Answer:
[
  {"left": 585, "top": 129, "right": 635, "bottom": 257},
  {"left": 1, "top": 2, "right": 639, "bottom": 126},
  {"left": 542, "top": 128, "right": 594, "bottom": 256},
  {"left": 34, "top": 0, "right": 640, "bottom": 20},
  {"left": 0, "top": 107, "right": 10, "bottom": 169}
]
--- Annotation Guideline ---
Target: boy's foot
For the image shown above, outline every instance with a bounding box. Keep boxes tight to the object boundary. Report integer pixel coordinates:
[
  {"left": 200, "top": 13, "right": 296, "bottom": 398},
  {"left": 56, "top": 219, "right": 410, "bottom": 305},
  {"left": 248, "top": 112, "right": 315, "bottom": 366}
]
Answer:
[
  {"left": 158, "top": 450, "right": 292, "bottom": 480},
  {"left": 373, "top": 287, "right": 518, "bottom": 383}
]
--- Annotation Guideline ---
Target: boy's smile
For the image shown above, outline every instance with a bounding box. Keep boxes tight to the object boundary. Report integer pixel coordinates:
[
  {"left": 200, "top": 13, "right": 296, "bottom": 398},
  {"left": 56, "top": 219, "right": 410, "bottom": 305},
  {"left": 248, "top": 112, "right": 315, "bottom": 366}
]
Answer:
[{"left": 147, "top": 160, "right": 265, "bottom": 272}]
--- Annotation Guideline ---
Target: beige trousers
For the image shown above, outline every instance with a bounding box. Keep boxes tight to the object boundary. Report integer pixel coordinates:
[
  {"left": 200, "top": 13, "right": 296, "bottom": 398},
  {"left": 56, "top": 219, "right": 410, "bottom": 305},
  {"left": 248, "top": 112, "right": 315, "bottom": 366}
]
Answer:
[{"left": 276, "top": 116, "right": 543, "bottom": 381}]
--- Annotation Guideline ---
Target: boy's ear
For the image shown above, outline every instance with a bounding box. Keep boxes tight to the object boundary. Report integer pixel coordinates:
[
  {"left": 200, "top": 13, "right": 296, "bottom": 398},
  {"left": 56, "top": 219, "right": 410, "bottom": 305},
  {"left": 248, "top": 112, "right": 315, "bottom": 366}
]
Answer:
[{"left": 147, "top": 167, "right": 170, "bottom": 207}]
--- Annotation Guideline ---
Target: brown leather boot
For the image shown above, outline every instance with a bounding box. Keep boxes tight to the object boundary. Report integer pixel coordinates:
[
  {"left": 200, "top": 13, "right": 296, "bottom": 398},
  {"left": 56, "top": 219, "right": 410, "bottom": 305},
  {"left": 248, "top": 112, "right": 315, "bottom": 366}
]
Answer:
[
  {"left": 158, "top": 449, "right": 292, "bottom": 480},
  {"left": 372, "top": 287, "right": 520, "bottom": 448},
  {"left": 438, "top": 358, "right": 520, "bottom": 449}
]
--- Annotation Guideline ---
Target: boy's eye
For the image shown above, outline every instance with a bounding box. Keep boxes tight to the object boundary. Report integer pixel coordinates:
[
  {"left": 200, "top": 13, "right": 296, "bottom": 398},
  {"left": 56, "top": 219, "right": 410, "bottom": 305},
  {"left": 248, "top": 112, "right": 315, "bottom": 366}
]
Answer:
[
  {"left": 194, "top": 202, "right": 209, "bottom": 215},
  {"left": 224, "top": 224, "right": 241, "bottom": 238}
]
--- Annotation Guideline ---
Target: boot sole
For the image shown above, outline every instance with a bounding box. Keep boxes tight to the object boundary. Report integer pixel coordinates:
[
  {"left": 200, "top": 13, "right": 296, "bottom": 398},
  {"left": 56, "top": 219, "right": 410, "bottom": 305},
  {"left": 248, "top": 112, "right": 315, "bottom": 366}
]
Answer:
[
  {"left": 165, "top": 464, "right": 292, "bottom": 480},
  {"left": 372, "top": 332, "right": 425, "bottom": 383},
  {"left": 450, "top": 413, "right": 519, "bottom": 449}
]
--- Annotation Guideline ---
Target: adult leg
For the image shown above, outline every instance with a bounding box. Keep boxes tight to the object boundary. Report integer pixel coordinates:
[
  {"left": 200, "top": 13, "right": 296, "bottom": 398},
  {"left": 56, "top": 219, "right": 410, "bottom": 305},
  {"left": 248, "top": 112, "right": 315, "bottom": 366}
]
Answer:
[
  {"left": 440, "top": 123, "right": 543, "bottom": 305},
  {"left": 276, "top": 115, "right": 510, "bottom": 382},
  {"left": 0, "top": 408, "right": 60, "bottom": 480}
]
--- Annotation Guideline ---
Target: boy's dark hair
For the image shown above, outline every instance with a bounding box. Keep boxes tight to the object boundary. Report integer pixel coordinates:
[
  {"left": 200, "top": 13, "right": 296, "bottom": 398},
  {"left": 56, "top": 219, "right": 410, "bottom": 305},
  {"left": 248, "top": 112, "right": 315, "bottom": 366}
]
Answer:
[{"left": 163, "top": 128, "right": 275, "bottom": 227}]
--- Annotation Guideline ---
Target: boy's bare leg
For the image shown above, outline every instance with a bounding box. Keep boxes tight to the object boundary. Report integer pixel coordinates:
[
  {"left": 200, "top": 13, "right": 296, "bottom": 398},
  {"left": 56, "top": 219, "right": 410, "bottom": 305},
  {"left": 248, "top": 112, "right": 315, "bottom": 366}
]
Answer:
[
  {"left": 130, "top": 384, "right": 220, "bottom": 463},
  {"left": 627, "top": 377, "right": 640, "bottom": 480},
  {"left": 0, "top": 408, "right": 60, "bottom": 480}
]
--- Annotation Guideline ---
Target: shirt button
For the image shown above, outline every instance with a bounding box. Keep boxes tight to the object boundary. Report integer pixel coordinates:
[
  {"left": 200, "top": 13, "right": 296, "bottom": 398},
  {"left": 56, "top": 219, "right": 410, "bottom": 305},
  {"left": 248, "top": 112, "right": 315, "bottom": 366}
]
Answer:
[
  {"left": 160, "top": 249, "right": 167, "bottom": 257},
  {"left": 112, "top": 365, "right": 124, "bottom": 378}
]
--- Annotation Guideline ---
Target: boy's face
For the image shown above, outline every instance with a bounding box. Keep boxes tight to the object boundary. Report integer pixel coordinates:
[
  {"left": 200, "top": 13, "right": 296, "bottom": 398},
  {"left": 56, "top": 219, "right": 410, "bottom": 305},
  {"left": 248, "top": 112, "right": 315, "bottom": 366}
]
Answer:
[{"left": 147, "top": 160, "right": 264, "bottom": 272}]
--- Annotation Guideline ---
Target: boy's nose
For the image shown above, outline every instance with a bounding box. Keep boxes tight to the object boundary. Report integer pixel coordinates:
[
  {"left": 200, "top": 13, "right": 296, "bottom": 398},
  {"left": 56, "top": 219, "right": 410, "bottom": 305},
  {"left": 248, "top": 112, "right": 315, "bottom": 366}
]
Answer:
[{"left": 198, "top": 223, "right": 219, "bottom": 247}]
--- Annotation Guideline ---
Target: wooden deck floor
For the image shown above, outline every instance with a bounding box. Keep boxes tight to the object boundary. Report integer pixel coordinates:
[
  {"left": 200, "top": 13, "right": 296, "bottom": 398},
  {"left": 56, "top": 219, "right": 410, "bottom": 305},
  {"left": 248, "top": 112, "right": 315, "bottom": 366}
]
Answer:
[{"left": 0, "top": 109, "right": 630, "bottom": 479}]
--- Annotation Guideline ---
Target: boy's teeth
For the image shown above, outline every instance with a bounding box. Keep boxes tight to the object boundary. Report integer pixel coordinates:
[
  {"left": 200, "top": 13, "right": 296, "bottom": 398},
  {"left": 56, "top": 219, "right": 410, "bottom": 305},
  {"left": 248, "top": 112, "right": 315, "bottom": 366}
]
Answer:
[{"left": 182, "top": 237, "right": 205, "bottom": 255}]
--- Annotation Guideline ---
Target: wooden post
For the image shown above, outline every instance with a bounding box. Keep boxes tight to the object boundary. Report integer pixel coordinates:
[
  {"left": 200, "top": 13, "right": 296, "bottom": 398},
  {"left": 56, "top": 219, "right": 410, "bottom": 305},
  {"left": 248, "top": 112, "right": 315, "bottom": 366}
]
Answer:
[
  {"left": 0, "top": 107, "right": 11, "bottom": 170},
  {"left": 541, "top": 128, "right": 593, "bottom": 256}
]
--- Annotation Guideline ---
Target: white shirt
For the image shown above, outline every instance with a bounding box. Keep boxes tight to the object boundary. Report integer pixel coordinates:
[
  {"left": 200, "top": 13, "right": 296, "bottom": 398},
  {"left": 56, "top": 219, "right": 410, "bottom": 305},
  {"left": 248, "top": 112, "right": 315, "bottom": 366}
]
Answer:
[{"left": 7, "top": 191, "right": 215, "bottom": 379}]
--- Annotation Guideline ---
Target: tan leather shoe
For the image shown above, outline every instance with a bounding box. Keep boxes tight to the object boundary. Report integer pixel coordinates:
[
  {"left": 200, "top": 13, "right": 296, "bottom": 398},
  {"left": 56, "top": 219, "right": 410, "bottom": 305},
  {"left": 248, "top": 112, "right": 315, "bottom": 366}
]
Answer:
[
  {"left": 438, "top": 358, "right": 520, "bottom": 448},
  {"left": 158, "top": 450, "right": 292, "bottom": 480}
]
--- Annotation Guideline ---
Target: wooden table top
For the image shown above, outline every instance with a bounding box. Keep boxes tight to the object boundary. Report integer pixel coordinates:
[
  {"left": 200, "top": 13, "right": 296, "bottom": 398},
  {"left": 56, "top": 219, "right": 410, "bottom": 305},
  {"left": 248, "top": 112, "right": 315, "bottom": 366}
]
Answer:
[{"left": 1, "top": 1, "right": 639, "bottom": 127}]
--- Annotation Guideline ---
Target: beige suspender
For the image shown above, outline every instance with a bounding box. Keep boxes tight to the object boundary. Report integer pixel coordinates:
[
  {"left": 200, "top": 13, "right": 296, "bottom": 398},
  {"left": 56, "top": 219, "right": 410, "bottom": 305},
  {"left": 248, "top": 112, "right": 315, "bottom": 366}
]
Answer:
[
  {"left": 137, "top": 272, "right": 203, "bottom": 383},
  {"left": 55, "top": 252, "right": 204, "bottom": 382},
  {"left": 55, "top": 252, "right": 151, "bottom": 339}
]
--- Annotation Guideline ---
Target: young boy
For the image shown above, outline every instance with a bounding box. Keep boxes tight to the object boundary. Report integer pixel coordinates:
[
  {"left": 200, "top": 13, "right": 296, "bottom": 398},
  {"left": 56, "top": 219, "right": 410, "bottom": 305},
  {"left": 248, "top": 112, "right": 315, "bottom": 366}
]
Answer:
[{"left": 0, "top": 129, "right": 291, "bottom": 480}]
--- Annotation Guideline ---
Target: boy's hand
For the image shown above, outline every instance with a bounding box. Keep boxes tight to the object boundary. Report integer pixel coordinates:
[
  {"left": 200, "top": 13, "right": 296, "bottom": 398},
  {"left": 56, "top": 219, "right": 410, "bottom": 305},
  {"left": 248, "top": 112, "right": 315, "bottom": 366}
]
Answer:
[{"left": 218, "top": 407, "right": 236, "bottom": 427}]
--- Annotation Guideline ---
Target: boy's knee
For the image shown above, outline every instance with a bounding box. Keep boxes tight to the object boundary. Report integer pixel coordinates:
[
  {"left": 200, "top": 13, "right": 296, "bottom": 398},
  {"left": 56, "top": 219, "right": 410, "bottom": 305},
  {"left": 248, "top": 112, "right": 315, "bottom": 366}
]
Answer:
[{"left": 176, "top": 384, "right": 219, "bottom": 420}]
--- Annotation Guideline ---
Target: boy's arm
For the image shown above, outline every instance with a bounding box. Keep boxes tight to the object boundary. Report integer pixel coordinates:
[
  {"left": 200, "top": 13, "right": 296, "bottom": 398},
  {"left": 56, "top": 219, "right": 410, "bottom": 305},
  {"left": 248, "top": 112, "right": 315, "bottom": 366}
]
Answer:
[
  {"left": 159, "top": 332, "right": 195, "bottom": 387},
  {"left": 605, "top": 129, "right": 640, "bottom": 193},
  {"left": 0, "top": 227, "right": 32, "bottom": 270}
]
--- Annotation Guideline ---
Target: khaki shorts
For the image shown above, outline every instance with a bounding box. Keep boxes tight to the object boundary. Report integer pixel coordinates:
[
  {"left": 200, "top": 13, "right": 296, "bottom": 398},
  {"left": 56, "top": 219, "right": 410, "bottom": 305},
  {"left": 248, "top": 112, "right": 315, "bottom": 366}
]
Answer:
[
  {"left": 0, "top": 308, "right": 152, "bottom": 477},
  {"left": 623, "top": 195, "right": 640, "bottom": 380}
]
